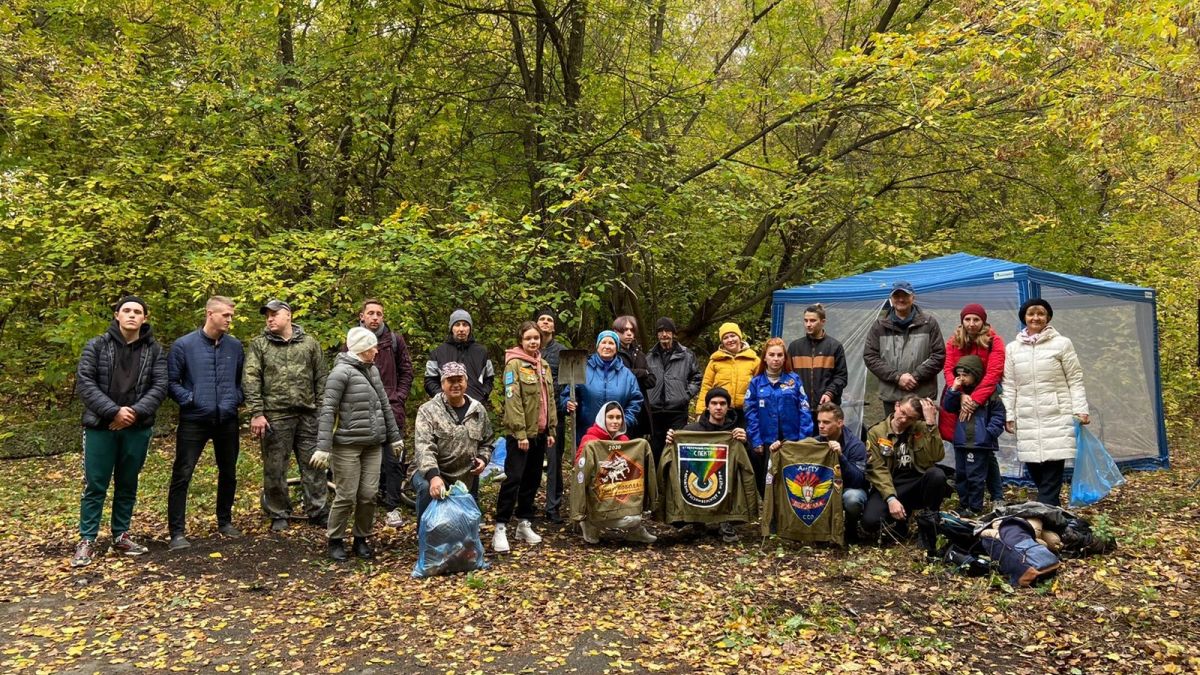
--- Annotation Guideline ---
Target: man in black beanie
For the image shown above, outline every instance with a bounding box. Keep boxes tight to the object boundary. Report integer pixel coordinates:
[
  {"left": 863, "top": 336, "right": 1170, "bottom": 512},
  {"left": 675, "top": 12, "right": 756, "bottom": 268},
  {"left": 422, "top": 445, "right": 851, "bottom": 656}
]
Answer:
[
  {"left": 71, "top": 295, "right": 168, "bottom": 567},
  {"left": 645, "top": 317, "right": 700, "bottom": 463},
  {"left": 533, "top": 307, "right": 568, "bottom": 522},
  {"left": 664, "top": 386, "right": 749, "bottom": 541}
]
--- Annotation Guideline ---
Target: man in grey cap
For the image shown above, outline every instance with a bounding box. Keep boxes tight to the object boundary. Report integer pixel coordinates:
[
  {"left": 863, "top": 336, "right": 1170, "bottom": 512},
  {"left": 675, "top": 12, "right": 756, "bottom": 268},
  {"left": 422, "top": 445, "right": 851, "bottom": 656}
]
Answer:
[
  {"left": 244, "top": 299, "right": 330, "bottom": 531},
  {"left": 863, "top": 281, "right": 945, "bottom": 420},
  {"left": 422, "top": 309, "right": 495, "bottom": 404}
]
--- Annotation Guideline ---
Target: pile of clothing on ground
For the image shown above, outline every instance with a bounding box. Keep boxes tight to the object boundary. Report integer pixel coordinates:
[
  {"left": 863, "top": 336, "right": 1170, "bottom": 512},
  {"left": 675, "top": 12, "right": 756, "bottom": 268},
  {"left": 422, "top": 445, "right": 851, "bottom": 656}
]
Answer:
[{"left": 916, "top": 502, "right": 1117, "bottom": 587}]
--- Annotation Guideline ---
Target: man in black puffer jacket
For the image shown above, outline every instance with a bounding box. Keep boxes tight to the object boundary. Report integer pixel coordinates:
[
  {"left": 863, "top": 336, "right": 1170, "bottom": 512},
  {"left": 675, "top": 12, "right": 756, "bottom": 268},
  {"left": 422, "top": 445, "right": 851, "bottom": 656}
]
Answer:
[
  {"left": 423, "top": 309, "right": 495, "bottom": 405},
  {"left": 645, "top": 317, "right": 700, "bottom": 463},
  {"left": 71, "top": 296, "right": 168, "bottom": 568}
]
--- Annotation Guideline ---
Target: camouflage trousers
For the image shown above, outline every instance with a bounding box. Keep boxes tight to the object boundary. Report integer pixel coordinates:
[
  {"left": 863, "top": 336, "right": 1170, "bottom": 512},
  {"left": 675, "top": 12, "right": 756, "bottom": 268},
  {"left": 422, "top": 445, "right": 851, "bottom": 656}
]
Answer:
[{"left": 260, "top": 413, "right": 328, "bottom": 520}]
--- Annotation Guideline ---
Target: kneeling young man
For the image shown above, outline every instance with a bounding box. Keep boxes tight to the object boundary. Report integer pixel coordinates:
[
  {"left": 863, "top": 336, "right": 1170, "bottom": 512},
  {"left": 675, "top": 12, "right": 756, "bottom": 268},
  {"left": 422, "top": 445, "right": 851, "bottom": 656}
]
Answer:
[
  {"left": 813, "top": 403, "right": 869, "bottom": 540},
  {"left": 862, "top": 395, "right": 950, "bottom": 539}
]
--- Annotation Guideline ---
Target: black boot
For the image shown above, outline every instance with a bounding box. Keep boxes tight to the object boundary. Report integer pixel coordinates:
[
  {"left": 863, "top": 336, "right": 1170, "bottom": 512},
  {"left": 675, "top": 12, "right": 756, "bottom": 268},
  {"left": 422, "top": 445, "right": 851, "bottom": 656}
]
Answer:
[
  {"left": 327, "top": 538, "right": 348, "bottom": 562},
  {"left": 352, "top": 536, "right": 374, "bottom": 560},
  {"left": 915, "top": 511, "right": 940, "bottom": 560}
]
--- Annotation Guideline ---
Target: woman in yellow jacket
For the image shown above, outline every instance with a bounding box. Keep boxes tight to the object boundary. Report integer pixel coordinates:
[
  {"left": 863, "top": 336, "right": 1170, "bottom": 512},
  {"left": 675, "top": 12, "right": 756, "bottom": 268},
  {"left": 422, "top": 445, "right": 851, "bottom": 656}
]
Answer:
[{"left": 695, "top": 322, "right": 760, "bottom": 423}]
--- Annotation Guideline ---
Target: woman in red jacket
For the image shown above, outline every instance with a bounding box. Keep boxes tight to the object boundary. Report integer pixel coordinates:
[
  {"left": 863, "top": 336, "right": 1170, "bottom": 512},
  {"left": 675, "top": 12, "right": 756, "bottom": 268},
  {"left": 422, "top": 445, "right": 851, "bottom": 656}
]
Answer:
[{"left": 939, "top": 303, "right": 1006, "bottom": 507}]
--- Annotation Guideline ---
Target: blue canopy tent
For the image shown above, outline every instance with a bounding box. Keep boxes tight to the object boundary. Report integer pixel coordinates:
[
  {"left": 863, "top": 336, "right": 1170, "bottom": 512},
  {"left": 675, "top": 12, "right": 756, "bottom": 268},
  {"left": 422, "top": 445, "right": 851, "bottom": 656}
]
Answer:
[{"left": 771, "top": 253, "right": 1168, "bottom": 479}]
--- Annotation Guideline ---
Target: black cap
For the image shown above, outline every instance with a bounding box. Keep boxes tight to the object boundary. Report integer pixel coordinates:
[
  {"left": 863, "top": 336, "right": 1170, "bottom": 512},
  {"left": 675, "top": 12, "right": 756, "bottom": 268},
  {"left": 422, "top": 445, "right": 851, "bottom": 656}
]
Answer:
[
  {"left": 890, "top": 281, "right": 915, "bottom": 296},
  {"left": 113, "top": 295, "right": 147, "bottom": 313},
  {"left": 532, "top": 307, "right": 556, "bottom": 323},
  {"left": 259, "top": 299, "right": 292, "bottom": 315},
  {"left": 705, "top": 387, "right": 732, "bottom": 406},
  {"left": 655, "top": 317, "right": 676, "bottom": 334},
  {"left": 1019, "top": 298, "right": 1053, "bottom": 324}
]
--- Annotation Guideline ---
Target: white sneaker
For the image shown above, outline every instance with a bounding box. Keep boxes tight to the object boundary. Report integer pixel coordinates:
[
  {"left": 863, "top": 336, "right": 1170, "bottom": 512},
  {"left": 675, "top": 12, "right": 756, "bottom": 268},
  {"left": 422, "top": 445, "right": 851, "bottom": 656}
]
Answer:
[
  {"left": 385, "top": 509, "right": 404, "bottom": 528},
  {"left": 492, "top": 523, "right": 510, "bottom": 553},
  {"left": 515, "top": 519, "right": 542, "bottom": 545},
  {"left": 624, "top": 525, "right": 657, "bottom": 544},
  {"left": 580, "top": 520, "right": 600, "bottom": 544},
  {"left": 612, "top": 515, "right": 641, "bottom": 529}
]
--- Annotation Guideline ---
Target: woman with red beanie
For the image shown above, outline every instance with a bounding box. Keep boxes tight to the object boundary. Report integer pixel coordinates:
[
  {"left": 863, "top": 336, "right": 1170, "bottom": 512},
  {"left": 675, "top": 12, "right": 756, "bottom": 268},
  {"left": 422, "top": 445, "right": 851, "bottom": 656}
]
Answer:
[{"left": 939, "top": 303, "right": 1006, "bottom": 507}]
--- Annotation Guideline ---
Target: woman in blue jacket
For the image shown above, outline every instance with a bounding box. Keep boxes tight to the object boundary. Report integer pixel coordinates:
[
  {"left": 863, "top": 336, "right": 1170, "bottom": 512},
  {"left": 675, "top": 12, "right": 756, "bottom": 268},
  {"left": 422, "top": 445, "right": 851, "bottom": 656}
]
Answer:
[
  {"left": 744, "top": 337, "right": 814, "bottom": 495},
  {"left": 563, "top": 331, "right": 643, "bottom": 445}
]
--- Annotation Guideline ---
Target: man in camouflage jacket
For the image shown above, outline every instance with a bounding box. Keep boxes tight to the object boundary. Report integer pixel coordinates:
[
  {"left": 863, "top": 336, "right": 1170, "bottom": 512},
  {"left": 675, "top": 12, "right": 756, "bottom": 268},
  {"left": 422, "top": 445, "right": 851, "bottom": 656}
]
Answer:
[
  {"left": 244, "top": 299, "right": 329, "bottom": 530},
  {"left": 411, "top": 362, "right": 493, "bottom": 522}
]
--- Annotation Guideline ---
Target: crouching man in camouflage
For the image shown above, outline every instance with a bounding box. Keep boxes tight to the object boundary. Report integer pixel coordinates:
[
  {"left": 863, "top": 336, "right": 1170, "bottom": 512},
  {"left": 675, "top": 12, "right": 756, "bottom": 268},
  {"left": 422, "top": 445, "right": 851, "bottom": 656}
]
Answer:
[{"left": 411, "top": 362, "right": 492, "bottom": 522}]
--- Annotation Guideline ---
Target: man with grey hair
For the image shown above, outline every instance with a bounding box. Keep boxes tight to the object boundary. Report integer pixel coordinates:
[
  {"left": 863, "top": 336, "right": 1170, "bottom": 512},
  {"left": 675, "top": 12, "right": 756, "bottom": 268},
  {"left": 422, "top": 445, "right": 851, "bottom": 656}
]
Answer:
[
  {"left": 863, "top": 281, "right": 945, "bottom": 419},
  {"left": 244, "top": 299, "right": 329, "bottom": 532},
  {"left": 166, "top": 296, "right": 245, "bottom": 550},
  {"left": 423, "top": 309, "right": 495, "bottom": 404}
]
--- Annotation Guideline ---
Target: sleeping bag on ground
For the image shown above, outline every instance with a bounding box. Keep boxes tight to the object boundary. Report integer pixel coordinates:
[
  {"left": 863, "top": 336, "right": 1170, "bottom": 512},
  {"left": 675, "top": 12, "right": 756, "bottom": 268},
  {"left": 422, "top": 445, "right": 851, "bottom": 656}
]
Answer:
[{"left": 978, "top": 516, "right": 1061, "bottom": 587}]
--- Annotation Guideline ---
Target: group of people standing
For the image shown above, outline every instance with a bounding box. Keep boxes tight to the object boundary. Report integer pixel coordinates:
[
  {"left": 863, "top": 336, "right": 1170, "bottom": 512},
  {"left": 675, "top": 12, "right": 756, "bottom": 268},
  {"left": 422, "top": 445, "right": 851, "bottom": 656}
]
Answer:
[
  {"left": 72, "top": 295, "right": 417, "bottom": 565},
  {"left": 72, "top": 279, "right": 1090, "bottom": 566}
]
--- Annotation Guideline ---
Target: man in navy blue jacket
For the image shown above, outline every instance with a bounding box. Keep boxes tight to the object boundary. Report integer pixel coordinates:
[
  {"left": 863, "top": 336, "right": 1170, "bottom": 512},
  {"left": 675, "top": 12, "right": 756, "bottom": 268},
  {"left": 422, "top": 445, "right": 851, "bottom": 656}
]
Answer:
[
  {"left": 814, "top": 402, "right": 869, "bottom": 541},
  {"left": 166, "top": 296, "right": 245, "bottom": 550}
]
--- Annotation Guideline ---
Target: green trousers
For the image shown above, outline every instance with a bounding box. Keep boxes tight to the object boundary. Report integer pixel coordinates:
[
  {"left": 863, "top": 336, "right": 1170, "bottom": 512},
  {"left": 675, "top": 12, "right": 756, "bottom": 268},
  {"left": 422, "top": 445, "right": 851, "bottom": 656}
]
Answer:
[{"left": 79, "top": 426, "right": 153, "bottom": 540}]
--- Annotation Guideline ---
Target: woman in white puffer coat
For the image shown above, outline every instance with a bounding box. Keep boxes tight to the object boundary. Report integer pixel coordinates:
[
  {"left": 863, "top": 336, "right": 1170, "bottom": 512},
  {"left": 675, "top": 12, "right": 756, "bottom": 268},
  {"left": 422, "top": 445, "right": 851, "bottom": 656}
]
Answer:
[{"left": 1001, "top": 298, "right": 1090, "bottom": 507}]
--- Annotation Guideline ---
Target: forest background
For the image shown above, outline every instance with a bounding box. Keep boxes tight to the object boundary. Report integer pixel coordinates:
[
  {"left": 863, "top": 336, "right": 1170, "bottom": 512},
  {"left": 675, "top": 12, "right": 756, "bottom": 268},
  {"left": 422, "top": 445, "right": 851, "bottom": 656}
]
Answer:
[{"left": 1, "top": 0, "right": 1198, "bottom": 448}]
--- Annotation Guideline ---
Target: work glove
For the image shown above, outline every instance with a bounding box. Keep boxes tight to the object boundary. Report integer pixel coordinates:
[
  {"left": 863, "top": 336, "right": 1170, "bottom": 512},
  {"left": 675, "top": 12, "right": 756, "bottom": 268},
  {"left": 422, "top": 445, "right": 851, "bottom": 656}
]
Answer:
[
  {"left": 391, "top": 440, "right": 404, "bottom": 460},
  {"left": 309, "top": 450, "right": 331, "bottom": 470}
]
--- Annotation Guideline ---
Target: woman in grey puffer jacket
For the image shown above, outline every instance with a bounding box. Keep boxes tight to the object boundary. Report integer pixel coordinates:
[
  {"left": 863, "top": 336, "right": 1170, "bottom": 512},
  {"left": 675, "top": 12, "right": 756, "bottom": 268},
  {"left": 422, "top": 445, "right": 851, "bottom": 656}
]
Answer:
[{"left": 312, "top": 327, "right": 402, "bottom": 561}]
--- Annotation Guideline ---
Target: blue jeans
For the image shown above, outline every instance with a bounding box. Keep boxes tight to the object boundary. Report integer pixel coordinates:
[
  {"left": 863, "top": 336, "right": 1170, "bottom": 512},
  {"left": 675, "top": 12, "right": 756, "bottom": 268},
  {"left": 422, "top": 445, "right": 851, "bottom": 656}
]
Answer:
[
  {"left": 843, "top": 488, "right": 867, "bottom": 519},
  {"left": 411, "top": 472, "right": 479, "bottom": 524}
]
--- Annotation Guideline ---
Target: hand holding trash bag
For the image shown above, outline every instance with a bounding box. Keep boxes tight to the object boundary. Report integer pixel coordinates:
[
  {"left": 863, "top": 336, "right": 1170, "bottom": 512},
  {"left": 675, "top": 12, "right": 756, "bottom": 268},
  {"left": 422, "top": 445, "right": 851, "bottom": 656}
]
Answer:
[
  {"left": 1069, "top": 421, "right": 1124, "bottom": 508},
  {"left": 412, "top": 481, "right": 488, "bottom": 578}
]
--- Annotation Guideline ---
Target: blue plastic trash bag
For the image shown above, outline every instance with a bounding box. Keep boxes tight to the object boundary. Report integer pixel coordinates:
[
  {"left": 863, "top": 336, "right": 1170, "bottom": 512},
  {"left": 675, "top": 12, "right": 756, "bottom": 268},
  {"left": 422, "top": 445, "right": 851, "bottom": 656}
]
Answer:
[
  {"left": 412, "top": 481, "right": 488, "bottom": 578},
  {"left": 480, "top": 437, "right": 507, "bottom": 481},
  {"left": 1069, "top": 421, "right": 1125, "bottom": 508}
]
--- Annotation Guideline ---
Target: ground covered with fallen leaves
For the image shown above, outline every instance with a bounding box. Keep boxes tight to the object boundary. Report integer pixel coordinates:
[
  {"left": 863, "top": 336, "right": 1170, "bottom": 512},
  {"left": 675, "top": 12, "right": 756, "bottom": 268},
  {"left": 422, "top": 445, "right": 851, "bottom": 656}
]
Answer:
[{"left": 2, "top": 420, "right": 1198, "bottom": 675}]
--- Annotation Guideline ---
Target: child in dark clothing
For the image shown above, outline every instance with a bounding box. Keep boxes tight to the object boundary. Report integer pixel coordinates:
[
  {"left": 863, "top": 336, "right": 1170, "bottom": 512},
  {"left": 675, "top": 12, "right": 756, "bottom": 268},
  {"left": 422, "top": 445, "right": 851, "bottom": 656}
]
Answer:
[{"left": 941, "top": 354, "right": 1006, "bottom": 516}]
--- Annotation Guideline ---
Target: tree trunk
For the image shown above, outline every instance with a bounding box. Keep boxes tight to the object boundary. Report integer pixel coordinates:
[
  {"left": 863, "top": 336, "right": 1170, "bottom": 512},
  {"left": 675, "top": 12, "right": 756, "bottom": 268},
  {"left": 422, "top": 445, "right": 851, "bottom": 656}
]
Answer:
[{"left": 277, "top": 6, "right": 313, "bottom": 224}]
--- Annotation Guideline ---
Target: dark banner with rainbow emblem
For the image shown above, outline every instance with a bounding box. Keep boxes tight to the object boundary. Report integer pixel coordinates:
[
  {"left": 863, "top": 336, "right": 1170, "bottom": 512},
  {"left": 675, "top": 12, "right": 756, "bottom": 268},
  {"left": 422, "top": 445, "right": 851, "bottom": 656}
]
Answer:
[{"left": 677, "top": 443, "right": 729, "bottom": 508}]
